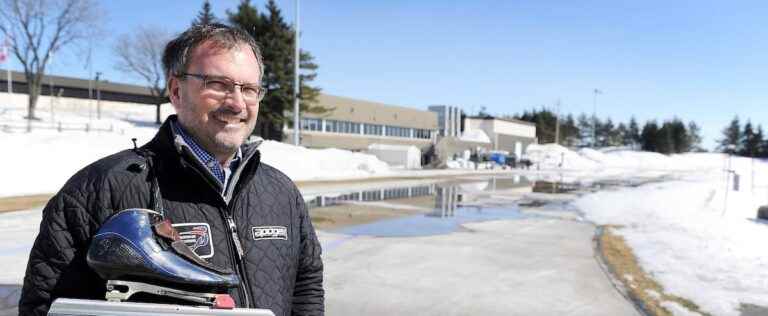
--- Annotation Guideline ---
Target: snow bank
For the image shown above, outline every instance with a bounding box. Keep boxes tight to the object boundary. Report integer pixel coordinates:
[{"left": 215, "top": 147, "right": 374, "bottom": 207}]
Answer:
[
  {"left": 0, "top": 103, "right": 391, "bottom": 197},
  {"left": 259, "top": 140, "right": 391, "bottom": 181},
  {"left": 574, "top": 156, "right": 768, "bottom": 316}
]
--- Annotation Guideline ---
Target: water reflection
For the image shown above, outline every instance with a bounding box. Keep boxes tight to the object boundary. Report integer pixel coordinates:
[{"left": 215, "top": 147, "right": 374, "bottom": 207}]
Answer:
[
  {"left": 306, "top": 185, "right": 436, "bottom": 209},
  {"left": 304, "top": 176, "right": 538, "bottom": 236}
]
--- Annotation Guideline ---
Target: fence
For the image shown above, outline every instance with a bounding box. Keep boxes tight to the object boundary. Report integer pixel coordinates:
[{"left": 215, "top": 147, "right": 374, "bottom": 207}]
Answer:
[{"left": 0, "top": 119, "right": 126, "bottom": 134}]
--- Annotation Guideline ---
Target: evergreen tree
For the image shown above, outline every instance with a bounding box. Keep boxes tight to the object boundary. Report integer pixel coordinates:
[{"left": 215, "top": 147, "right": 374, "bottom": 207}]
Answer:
[
  {"left": 616, "top": 123, "right": 628, "bottom": 146},
  {"left": 577, "top": 113, "right": 592, "bottom": 146},
  {"left": 717, "top": 116, "right": 741, "bottom": 154},
  {"left": 562, "top": 114, "right": 580, "bottom": 147},
  {"left": 687, "top": 121, "right": 703, "bottom": 152},
  {"left": 741, "top": 120, "right": 760, "bottom": 157},
  {"left": 755, "top": 125, "right": 766, "bottom": 158},
  {"left": 228, "top": 0, "right": 325, "bottom": 140},
  {"left": 627, "top": 117, "right": 641, "bottom": 149},
  {"left": 669, "top": 118, "right": 689, "bottom": 153},
  {"left": 640, "top": 120, "right": 659, "bottom": 152},
  {"left": 656, "top": 121, "right": 674, "bottom": 154},
  {"left": 193, "top": 0, "right": 218, "bottom": 26}
]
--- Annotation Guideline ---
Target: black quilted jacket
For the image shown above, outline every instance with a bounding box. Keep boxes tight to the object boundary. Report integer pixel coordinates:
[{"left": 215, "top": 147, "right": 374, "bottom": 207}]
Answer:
[{"left": 18, "top": 117, "right": 324, "bottom": 316}]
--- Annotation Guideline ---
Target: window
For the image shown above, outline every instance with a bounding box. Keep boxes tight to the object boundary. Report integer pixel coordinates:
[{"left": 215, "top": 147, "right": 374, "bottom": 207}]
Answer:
[
  {"left": 364, "top": 124, "right": 383, "bottom": 136},
  {"left": 300, "top": 118, "right": 322, "bottom": 131},
  {"left": 325, "top": 120, "right": 360, "bottom": 134},
  {"left": 385, "top": 125, "right": 411, "bottom": 138},
  {"left": 414, "top": 128, "right": 431, "bottom": 139}
]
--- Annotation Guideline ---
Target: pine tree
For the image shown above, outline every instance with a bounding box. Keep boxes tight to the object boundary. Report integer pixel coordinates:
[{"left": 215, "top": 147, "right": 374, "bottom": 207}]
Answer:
[
  {"left": 741, "top": 120, "right": 760, "bottom": 157},
  {"left": 656, "top": 121, "right": 674, "bottom": 154},
  {"left": 718, "top": 116, "right": 741, "bottom": 154},
  {"left": 193, "top": 0, "right": 218, "bottom": 26},
  {"left": 641, "top": 120, "right": 659, "bottom": 152},
  {"left": 668, "top": 118, "right": 689, "bottom": 153},
  {"left": 755, "top": 125, "right": 766, "bottom": 158},
  {"left": 228, "top": 0, "right": 325, "bottom": 140},
  {"left": 616, "top": 123, "right": 628, "bottom": 146},
  {"left": 563, "top": 114, "right": 580, "bottom": 147},
  {"left": 627, "top": 117, "right": 641, "bottom": 149},
  {"left": 687, "top": 121, "right": 703, "bottom": 152},
  {"left": 577, "top": 113, "right": 592, "bottom": 147}
]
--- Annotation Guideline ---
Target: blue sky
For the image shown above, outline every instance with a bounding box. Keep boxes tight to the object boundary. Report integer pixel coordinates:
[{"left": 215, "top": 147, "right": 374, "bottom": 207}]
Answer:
[{"left": 4, "top": 0, "right": 768, "bottom": 150}]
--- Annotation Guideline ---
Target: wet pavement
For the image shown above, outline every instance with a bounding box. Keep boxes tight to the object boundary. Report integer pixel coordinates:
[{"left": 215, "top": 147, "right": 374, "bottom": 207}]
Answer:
[{"left": 314, "top": 176, "right": 642, "bottom": 316}]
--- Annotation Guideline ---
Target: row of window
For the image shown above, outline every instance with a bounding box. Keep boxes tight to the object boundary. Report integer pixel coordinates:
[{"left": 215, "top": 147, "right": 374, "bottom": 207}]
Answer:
[
  {"left": 299, "top": 118, "right": 432, "bottom": 139},
  {"left": 305, "top": 185, "right": 435, "bottom": 209}
]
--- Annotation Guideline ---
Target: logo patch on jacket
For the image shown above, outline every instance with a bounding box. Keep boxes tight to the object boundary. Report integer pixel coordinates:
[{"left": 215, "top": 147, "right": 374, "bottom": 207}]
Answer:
[
  {"left": 252, "top": 226, "right": 288, "bottom": 240},
  {"left": 172, "top": 223, "right": 214, "bottom": 258}
]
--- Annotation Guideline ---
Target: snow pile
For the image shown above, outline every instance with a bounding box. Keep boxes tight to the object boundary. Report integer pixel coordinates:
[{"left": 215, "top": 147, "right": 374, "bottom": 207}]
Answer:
[
  {"left": 258, "top": 140, "right": 392, "bottom": 181},
  {"left": 574, "top": 155, "right": 768, "bottom": 316},
  {"left": 525, "top": 143, "right": 600, "bottom": 170},
  {"left": 526, "top": 144, "right": 724, "bottom": 173},
  {"left": 459, "top": 129, "right": 491, "bottom": 143}
]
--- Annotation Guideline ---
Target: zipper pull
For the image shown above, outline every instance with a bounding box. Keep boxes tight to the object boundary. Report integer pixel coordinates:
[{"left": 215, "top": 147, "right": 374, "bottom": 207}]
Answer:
[{"left": 226, "top": 216, "right": 246, "bottom": 258}]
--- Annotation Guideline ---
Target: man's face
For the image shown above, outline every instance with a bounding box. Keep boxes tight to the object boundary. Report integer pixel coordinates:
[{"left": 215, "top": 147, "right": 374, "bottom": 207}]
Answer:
[{"left": 169, "top": 41, "right": 261, "bottom": 158}]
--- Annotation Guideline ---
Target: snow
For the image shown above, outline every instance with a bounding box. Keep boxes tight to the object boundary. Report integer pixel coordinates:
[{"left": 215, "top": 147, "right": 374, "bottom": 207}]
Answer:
[
  {"left": 0, "top": 102, "right": 392, "bottom": 197},
  {"left": 527, "top": 145, "right": 768, "bottom": 316},
  {"left": 459, "top": 129, "right": 491, "bottom": 143},
  {"left": 3, "top": 99, "right": 768, "bottom": 315}
]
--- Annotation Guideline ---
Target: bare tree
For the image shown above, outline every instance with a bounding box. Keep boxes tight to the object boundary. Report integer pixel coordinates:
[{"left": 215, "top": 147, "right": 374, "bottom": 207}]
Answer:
[
  {"left": 0, "top": 0, "right": 100, "bottom": 120},
  {"left": 114, "top": 27, "right": 170, "bottom": 124}
]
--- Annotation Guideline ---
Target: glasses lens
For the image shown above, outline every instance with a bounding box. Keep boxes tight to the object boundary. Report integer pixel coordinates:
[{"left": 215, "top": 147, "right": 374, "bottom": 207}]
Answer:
[{"left": 204, "top": 78, "right": 232, "bottom": 94}]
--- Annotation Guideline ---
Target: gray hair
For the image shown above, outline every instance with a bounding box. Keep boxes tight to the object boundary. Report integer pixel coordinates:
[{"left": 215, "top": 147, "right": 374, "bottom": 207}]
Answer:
[{"left": 162, "top": 23, "right": 264, "bottom": 83}]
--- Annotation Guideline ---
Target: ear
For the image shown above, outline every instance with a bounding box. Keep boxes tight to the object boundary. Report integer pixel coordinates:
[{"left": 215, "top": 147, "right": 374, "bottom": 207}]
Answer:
[{"left": 168, "top": 76, "right": 182, "bottom": 111}]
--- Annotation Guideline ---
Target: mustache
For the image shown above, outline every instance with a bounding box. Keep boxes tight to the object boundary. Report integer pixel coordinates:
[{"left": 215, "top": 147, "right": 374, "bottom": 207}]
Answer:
[{"left": 212, "top": 108, "right": 247, "bottom": 121}]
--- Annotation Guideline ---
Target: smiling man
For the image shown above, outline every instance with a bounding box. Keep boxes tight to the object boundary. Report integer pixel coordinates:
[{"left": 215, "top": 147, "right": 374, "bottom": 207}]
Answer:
[{"left": 19, "top": 24, "right": 324, "bottom": 316}]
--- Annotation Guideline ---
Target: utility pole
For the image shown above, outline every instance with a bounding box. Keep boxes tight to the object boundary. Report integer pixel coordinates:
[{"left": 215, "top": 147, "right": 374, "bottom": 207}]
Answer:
[
  {"left": 555, "top": 99, "right": 561, "bottom": 145},
  {"left": 292, "top": 0, "right": 301, "bottom": 146},
  {"left": 95, "top": 72, "right": 102, "bottom": 120},
  {"left": 592, "top": 89, "right": 602, "bottom": 147}
]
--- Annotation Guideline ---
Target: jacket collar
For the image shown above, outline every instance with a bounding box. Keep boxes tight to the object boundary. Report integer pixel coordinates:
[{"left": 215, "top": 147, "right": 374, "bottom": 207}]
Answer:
[{"left": 145, "top": 115, "right": 261, "bottom": 170}]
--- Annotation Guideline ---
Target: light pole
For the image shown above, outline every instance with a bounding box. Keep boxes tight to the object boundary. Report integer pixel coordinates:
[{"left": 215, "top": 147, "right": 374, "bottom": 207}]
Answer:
[
  {"left": 292, "top": 0, "right": 301, "bottom": 146},
  {"left": 592, "top": 89, "right": 602, "bottom": 147},
  {"left": 95, "top": 72, "right": 102, "bottom": 120}
]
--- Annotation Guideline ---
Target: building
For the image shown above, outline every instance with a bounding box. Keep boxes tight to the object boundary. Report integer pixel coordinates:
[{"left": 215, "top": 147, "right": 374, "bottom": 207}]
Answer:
[
  {"left": 283, "top": 94, "right": 438, "bottom": 153},
  {"left": 0, "top": 69, "right": 161, "bottom": 106},
  {"left": 463, "top": 116, "right": 537, "bottom": 159},
  {"left": 427, "top": 105, "right": 461, "bottom": 137}
]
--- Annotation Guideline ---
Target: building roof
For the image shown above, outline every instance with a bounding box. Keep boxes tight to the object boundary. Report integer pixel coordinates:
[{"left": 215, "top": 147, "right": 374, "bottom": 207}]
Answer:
[
  {"left": 304, "top": 94, "right": 438, "bottom": 129},
  {"left": 2, "top": 68, "right": 156, "bottom": 96}
]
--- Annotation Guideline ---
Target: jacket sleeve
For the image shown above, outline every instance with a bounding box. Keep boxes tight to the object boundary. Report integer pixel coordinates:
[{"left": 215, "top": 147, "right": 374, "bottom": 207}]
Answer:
[
  {"left": 291, "top": 193, "right": 325, "bottom": 315},
  {"left": 18, "top": 188, "right": 102, "bottom": 316}
]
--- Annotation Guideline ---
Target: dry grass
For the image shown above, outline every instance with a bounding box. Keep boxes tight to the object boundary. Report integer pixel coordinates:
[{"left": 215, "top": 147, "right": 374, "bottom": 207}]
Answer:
[
  {"left": 599, "top": 226, "right": 712, "bottom": 316},
  {"left": 0, "top": 194, "right": 52, "bottom": 213}
]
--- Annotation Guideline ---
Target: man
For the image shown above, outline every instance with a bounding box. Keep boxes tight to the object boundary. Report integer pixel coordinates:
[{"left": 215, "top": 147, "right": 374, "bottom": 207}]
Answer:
[{"left": 19, "top": 23, "right": 324, "bottom": 316}]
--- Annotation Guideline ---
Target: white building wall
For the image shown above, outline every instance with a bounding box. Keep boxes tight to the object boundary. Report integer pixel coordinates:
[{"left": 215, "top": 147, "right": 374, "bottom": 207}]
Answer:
[{"left": 492, "top": 120, "right": 536, "bottom": 138}]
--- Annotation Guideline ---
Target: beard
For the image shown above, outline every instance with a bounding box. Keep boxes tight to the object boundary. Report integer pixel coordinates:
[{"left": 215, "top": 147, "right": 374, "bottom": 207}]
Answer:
[{"left": 177, "top": 104, "right": 257, "bottom": 159}]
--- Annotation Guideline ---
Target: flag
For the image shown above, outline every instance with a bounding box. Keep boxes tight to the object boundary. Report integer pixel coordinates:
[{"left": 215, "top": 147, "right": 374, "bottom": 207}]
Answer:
[{"left": 0, "top": 41, "right": 7, "bottom": 64}]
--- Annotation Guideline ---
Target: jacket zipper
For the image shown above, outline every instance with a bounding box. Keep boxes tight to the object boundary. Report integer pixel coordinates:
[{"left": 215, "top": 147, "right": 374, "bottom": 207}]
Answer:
[
  {"left": 223, "top": 211, "right": 252, "bottom": 308},
  {"left": 178, "top": 146, "right": 255, "bottom": 307}
]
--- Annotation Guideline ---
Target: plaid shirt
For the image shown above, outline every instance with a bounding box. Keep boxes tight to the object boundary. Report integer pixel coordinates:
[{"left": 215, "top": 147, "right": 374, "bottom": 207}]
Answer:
[{"left": 171, "top": 120, "right": 241, "bottom": 191}]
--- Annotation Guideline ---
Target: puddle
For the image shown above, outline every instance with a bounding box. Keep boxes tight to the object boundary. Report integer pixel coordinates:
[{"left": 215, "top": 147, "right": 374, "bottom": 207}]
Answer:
[
  {"left": 306, "top": 179, "right": 533, "bottom": 237},
  {"left": 336, "top": 205, "right": 529, "bottom": 237}
]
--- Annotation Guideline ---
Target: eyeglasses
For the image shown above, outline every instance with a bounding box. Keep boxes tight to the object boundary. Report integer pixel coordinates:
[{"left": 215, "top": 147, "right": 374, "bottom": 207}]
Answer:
[{"left": 177, "top": 73, "right": 266, "bottom": 104}]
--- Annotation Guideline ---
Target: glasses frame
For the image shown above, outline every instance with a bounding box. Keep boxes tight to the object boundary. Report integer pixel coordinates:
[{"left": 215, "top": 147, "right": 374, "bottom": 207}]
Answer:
[{"left": 177, "top": 73, "right": 266, "bottom": 103}]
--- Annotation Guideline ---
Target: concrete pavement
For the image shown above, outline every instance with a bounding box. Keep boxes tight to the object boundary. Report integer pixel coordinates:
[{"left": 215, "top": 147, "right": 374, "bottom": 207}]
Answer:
[{"left": 319, "top": 217, "right": 640, "bottom": 316}]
